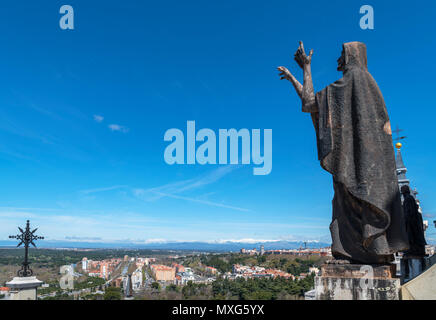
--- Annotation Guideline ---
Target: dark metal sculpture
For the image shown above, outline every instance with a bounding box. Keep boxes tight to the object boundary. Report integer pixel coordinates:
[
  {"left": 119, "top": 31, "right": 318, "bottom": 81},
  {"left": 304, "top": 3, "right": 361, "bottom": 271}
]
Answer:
[
  {"left": 278, "top": 42, "right": 410, "bottom": 264},
  {"left": 401, "top": 185, "right": 427, "bottom": 257},
  {"left": 9, "top": 220, "right": 44, "bottom": 277}
]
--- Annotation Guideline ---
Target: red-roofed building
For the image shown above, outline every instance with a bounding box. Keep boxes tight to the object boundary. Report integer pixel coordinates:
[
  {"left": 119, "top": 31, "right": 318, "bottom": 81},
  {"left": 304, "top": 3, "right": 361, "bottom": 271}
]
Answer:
[
  {"left": 150, "top": 264, "right": 176, "bottom": 282},
  {"left": 172, "top": 263, "right": 185, "bottom": 273},
  {"left": 205, "top": 266, "right": 218, "bottom": 274},
  {"left": 264, "top": 269, "right": 294, "bottom": 280}
]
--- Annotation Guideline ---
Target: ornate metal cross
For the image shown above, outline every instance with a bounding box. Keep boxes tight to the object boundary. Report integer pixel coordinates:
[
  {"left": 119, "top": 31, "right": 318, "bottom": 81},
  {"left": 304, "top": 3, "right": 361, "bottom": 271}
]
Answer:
[
  {"left": 9, "top": 220, "right": 44, "bottom": 277},
  {"left": 392, "top": 125, "right": 407, "bottom": 142}
]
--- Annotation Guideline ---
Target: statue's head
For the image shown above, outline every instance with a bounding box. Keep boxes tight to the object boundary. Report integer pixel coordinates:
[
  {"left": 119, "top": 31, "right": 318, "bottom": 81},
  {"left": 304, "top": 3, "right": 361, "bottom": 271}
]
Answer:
[
  {"left": 337, "top": 49, "right": 346, "bottom": 71},
  {"left": 339, "top": 42, "right": 368, "bottom": 72},
  {"left": 401, "top": 185, "right": 411, "bottom": 195}
]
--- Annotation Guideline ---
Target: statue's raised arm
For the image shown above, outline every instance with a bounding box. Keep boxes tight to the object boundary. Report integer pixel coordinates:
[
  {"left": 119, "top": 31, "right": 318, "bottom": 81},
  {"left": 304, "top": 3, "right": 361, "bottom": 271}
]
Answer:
[{"left": 277, "top": 41, "right": 317, "bottom": 113}]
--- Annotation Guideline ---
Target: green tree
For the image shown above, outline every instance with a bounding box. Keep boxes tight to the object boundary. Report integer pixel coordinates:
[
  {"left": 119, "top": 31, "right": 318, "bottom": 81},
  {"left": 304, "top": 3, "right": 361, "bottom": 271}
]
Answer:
[
  {"left": 257, "top": 255, "right": 267, "bottom": 264},
  {"left": 166, "top": 284, "right": 178, "bottom": 292},
  {"left": 151, "top": 282, "right": 160, "bottom": 291},
  {"left": 104, "top": 287, "right": 122, "bottom": 300}
]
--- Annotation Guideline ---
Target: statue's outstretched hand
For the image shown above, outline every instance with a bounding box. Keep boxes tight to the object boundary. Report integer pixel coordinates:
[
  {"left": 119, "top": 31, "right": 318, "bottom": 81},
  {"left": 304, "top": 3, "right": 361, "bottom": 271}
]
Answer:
[
  {"left": 277, "top": 66, "right": 303, "bottom": 98},
  {"left": 294, "top": 41, "right": 313, "bottom": 69},
  {"left": 277, "top": 66, "right": 293, "bottom": 81}
]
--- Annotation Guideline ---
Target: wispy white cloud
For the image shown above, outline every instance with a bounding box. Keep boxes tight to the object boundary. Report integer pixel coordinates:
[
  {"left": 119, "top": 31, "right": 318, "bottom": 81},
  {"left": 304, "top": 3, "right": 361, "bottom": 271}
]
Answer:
[
  {"left": 133, "top": 166, "right": 240, "bottom": 201},
  {"left": 132, "top": 166, "right": 248, "bottom": 212},
  {"left": 0, "top": 146, "right": 35, "bottom": 161},
  {"left": 93, "top": 114, "right": 129, "bottom": 134},
  {"left": 80, "top": 185, "right": 128, "bottom": 195},
  {"left": 0, "top": 115, "right": 57, "bottom": 145},
  {"left": 0, "top": 207, "right": 64, "bottom": 212},
  {"left": 93, "top": 114, "right": 104, "bottom": 123},
  {"left": 65, "top": 236, "right": 102, "bottom": 241},
  {"left": 152, "top": 191, "right": 250, "bottom": 212},
  {"left": 108, "top": 124, "right": 129, "bottom": 133},
  {"left": 132, "top": 165, "right": 247, "bottom": 212},
  {"left": 1, "top": 112, "right": 93, "bottom": 162}
]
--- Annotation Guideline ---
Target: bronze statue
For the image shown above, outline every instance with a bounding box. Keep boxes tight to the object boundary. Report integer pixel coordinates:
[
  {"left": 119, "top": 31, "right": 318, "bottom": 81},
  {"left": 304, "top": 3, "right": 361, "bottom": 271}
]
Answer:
[
  {"left": 278, "top": 42, "right": 409, "bottom": 264},
  {"left": 400, "top": 185, "right": 427, "bottom": 257}
]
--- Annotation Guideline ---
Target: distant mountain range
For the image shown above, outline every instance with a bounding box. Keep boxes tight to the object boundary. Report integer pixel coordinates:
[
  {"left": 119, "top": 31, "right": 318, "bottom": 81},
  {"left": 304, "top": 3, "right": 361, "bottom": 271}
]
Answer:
[{"left": 0, "top": 239, "right": 331, "bottom": 251}]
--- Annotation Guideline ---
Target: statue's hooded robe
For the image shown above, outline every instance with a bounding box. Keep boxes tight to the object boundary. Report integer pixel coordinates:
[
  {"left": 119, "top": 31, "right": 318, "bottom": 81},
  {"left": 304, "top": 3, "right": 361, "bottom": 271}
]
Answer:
[{"left": 314, "top": 42, "right": 409, "bottom": 264}]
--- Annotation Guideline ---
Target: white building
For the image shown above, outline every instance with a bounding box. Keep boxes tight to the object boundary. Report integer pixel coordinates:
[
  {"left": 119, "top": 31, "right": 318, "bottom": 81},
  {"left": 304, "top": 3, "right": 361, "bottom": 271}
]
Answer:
[
  {"left": 131, "top": 268, "right": 143, "bottom": 291},
  {"left": 309, "top": 267, "right": 320, "bottom": 275},
  {"left": 82, "top": 257, "right": 88, "bottom": 271}
]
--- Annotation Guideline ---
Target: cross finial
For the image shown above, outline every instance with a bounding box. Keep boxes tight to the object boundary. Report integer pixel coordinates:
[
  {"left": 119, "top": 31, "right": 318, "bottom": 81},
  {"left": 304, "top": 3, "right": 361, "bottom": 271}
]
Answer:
[
  {"left": 393, "top": 125, "right": 407, "bottom": 142},
  {"left": 9, "top": 220, "right": 44, "bottom": 277}
]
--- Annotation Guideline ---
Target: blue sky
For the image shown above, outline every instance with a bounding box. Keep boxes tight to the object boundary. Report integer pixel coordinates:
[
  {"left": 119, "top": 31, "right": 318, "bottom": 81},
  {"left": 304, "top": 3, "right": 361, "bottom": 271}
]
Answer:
[{"left": 0, "top": 0, "right": 435, "bottom": 244}]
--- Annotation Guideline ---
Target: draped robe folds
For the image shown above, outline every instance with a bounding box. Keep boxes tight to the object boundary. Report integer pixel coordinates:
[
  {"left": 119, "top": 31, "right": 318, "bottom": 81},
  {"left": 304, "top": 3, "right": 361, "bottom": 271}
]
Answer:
[{"left": 310, "top": 42, "right": 409, "bottom": 264}]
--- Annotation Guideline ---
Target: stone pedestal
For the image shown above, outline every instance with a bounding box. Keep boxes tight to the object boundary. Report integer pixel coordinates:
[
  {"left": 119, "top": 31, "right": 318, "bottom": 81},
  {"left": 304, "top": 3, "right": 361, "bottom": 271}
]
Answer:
[
  {"left": 315, "top": 264, "right": 400, "bottom": 300},
  {"left": 6, "top": 276, "right": 43, "bottom": 300}
]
